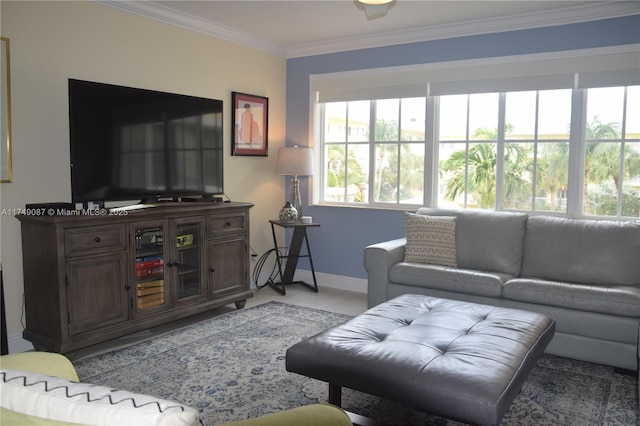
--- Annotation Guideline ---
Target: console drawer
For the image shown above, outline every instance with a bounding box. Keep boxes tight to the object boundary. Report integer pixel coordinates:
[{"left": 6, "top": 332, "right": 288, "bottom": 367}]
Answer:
[
  {"left": 208, "top": 213, "right": 246, "bottom": 236},
  {"left": 65, "top": 225, "right": 127, "bottom": 256}
]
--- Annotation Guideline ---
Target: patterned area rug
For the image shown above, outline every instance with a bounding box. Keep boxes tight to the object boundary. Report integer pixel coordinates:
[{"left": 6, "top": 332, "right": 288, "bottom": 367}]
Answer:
[{"left": 73, "top": 302, "right": 638, "bottom": 425}]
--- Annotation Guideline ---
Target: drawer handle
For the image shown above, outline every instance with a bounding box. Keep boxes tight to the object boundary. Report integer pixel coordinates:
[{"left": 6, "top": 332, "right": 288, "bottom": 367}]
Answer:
[
  {"left": 124, "top": 285, "right": 131, "bottom": 290},
  {"left": 94, "top": 237, "right": 101, "bottom": 243},
  {"left": 225, "top": 221, "right": 232, "bottom": 227},
  {"left": 209, "top": 267, "right": 215, "bottom": 273}
]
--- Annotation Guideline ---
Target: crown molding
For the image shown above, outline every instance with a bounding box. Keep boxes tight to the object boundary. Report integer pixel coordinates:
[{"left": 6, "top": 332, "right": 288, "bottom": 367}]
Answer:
[
  {"left": 288, "top": 2, "right": 640, "bottom": 58},
  {"left": 94, "top": 0, "right": 288, "bottom": 57},
  {"left": 95, "top": 1, "right": 639, "bottom": 59}
]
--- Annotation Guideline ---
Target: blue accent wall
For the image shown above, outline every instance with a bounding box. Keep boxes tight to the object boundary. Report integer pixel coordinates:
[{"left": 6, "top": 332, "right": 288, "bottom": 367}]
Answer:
[{"left": 286, "top": 15, "right": 640, "bottom": 280}]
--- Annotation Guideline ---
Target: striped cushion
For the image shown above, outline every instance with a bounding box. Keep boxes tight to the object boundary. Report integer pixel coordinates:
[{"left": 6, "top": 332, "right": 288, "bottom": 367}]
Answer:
[
  {"left": 404, "top": 212, "right": 457, "bottom": 267},
  {"left": 0, "top": 369, "right": 201, "bottom": 426}
]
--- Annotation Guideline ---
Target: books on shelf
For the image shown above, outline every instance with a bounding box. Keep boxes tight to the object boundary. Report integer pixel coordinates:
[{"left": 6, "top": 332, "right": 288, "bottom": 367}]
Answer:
[{"left": 136, "top": 256, "right": 164, "bottom": 279}]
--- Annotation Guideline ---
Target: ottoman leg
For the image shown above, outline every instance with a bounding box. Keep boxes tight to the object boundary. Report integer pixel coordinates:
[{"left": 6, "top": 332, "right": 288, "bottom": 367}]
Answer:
[
  {"left": 328, "top": 384, "right": 386, "bottom": 426},
  {"left": 329, "top": 383, "right": 342, "bottom": 407}
]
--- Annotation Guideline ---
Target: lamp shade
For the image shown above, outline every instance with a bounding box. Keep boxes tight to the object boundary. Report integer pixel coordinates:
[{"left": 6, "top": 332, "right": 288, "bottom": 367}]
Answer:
[{"left": 275, "top": 146, "right": 314, "bottom": 176}]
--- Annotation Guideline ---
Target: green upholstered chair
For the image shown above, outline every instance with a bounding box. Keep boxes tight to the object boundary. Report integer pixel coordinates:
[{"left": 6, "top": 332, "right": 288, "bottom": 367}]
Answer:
[{"left": 1, "top": 352, "right": 351, "bottom": 426}]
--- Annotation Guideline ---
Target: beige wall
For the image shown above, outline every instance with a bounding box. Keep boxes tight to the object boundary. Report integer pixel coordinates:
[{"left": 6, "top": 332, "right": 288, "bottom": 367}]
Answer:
[{"left": 0, "top": 1, "right": 287, "bottom": 350}]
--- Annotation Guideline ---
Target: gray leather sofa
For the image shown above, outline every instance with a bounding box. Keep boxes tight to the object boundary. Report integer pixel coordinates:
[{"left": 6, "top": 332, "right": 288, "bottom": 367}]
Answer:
[{"left": 364, "top": 208, "right": 640, "bottom": 371}]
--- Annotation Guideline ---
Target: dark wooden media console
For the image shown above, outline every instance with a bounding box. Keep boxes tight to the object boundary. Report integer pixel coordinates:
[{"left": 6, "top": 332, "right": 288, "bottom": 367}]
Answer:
[{"left": 18, "top": 202, "right": 253, "bottom": 354}]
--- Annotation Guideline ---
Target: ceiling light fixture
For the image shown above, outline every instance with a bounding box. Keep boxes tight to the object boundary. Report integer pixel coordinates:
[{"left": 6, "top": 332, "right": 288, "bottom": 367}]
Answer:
[{"left": 356, "top": 0, "right": 394, "bottom": 19}]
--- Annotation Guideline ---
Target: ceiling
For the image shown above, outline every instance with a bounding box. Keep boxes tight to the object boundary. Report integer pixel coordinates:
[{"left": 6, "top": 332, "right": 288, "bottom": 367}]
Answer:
[{"left": 98, "top": 1, "right": 640, "bottom": 58}]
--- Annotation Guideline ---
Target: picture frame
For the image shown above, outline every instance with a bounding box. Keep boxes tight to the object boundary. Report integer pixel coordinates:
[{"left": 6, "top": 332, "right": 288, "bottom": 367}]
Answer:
[
  {"left": 1, "top": 37, "right": 12, "bottom": 183},
  {"left": 231, "top": 92, "right": 268, "bottom": 156}
]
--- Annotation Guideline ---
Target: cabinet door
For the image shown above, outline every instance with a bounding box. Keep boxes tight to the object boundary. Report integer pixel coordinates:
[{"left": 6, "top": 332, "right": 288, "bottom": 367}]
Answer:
[
  {"left": 172, "top": 217, "right": 207, "bottom": 305},
  {"left": 66, "top": 252, "right": 128, "bottom": 335},
  {"left": 208, "top": 237, "right": 248, "bottom": 299},
  {"left": 132, "top": 221, "right": 170, "bottom": 315}
]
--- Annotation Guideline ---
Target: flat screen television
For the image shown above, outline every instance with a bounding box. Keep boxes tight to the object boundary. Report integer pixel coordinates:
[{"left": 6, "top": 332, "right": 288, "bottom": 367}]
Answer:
[{"left": 69, "top": 79, "right": 224, "bottom": 206}]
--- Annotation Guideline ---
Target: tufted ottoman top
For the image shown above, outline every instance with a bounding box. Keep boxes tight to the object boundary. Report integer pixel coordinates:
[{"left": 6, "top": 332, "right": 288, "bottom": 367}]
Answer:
[{"left": 286, "top": 294, "right": 555, "bottom": 426}]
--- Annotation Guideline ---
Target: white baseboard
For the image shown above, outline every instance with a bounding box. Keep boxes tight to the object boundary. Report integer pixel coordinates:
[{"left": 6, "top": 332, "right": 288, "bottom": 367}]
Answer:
[
  {"left": 295, "top": 270, "right": 367, "bottom": 294},
  {"left": 251, "top": 264, "right": 367, "bottom": 294},
  {"left": 8, "top": 332, "right": 34, "bottom": 354}
]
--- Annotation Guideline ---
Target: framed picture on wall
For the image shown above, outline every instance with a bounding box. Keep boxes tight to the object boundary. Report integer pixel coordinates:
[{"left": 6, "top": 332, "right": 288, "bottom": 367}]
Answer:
[
  {"left": 1, "top": 37, "right": 12, "bottom": 183},
  {"left": 231, "top": 92, "right": 268, "bottom": 157}
]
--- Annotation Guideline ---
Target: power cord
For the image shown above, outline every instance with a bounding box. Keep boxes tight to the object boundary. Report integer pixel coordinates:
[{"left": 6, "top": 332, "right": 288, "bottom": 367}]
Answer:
[
  {"left": 21, "top": 293, "right": 26, "bottom": 329},
  {"left": 252, "top": 248, "right": 283, "bottom": 289}
]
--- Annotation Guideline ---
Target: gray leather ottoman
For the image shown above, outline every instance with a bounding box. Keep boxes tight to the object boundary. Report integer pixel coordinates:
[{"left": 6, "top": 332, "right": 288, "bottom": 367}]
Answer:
[{"left": 286, "top": 294, "right": 555, "bottom": 426}]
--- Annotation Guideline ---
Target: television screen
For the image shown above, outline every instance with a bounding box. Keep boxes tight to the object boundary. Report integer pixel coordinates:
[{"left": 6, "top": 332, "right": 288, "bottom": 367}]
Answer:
[{"left": 69, "top": 79, "right": 223, "bottom": 205}]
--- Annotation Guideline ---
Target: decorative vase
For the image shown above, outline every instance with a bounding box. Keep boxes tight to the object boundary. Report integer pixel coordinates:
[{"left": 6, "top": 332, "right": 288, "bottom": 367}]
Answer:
[{"left": 279, "top": 201, "right": 298, "bottom": 223}]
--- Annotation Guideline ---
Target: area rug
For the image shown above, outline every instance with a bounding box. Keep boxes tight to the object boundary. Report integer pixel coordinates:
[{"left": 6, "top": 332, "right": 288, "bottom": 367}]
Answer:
[{"left": 73, "top": 302, "right": 638, "bottom": 425}]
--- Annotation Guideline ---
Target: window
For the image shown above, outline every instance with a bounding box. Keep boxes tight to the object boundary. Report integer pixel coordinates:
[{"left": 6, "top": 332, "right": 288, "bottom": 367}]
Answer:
[
  {"left": 503, "top": 90, "right": 571, "bottom": 213},
  {"left": 321, "top": 98, "right": 426, "bottom": 205},
  {"left": 583, "top": 86, "right": 640, "bottom": 217},
  {"left": 438, "top": 92, "right": 502, "bottom": 209},
  {"left": 313, "top": 48, "right": 640, "bottom": 219},
  {"left": 318, "top": 85, "right": 639, "bottom": 218},
  {"left": 437, "top": 90, "right": 573, "bottom": 212}
]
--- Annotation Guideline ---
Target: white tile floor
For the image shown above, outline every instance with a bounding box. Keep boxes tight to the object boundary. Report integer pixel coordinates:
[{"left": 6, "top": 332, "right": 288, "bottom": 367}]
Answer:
[{"left": 247, "top": 284, "right": 368, "bottom": 316}]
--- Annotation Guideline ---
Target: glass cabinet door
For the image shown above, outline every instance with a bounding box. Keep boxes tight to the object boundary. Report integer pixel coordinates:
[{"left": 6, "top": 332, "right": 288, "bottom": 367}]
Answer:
[
  {"left": 173, "top": 218, "right": 206, "bottom": 304},
  {"left": 134, "top": 225, "right": 167, "bottom": 312}
]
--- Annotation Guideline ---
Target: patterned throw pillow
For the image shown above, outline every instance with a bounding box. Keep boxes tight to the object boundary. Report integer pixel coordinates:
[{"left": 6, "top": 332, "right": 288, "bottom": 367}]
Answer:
[
  {"left": 404, "top": 212, "right": 458, "bottom": 267},
  {"left": 0, "top": 369, "right": 201, "bottom": 426}
]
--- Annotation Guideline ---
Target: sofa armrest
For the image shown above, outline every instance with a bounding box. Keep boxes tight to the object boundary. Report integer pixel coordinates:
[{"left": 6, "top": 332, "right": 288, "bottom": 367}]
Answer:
[
  {"left": 364, "top": 238, "right": 406, "bottom": 308},
  {"left": 0, "top": 352, "right": 79, "bottom": 381}
]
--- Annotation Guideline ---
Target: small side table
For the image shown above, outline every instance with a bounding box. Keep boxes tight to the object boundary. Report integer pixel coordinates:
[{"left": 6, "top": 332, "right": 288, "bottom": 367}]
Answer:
[{"left": 269, "top": 220, "right": 320, "bottom": 295}]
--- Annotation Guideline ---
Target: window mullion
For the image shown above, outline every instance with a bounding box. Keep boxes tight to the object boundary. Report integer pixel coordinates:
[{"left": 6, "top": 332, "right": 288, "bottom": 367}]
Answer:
[
  {"left": 531, "top": 91, "right": 540, "bottom": 212},
  {"left": 464, "top": 95, "right": 471, "bottom": 208},
  {"left": 368, "top": 101, "right": 376, "bottom": 204},
  {"left": 617, "top": 138, "right": 625, "bottom": 217},
  {"left": 567, "top": 88, "right": 587, "bottom": 218},
  {"left": 617, "top": 87, "right": 629, "bottom": 216},
  {"left": 344, "top": 103, "right": 350, "bottom": 203},
  {"left": 312, "top": 101, "right": 321, "bottom": 205},
  {"left": 495, "top": 93, "right": 506, "bottom": 209},
  {"left": 425, "top": 94, "right": 437, "bottom": 206},
  {"left": 395, "top": 100, "right": 402, "bottom": 204}
]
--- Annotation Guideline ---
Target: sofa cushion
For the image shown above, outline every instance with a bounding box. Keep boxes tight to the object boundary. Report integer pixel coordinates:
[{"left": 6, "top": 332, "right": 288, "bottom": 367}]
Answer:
[
  {"left": 521, "top": 216, "right": 640, "bottom": 286},
  {"left": 0, "top": 369, "right": 201, "bottom": 426},
  {"left": 390, "top": 263, "right": 509, "bottom": 297},
  {"left": 403, "top": 212, "right": 457, "bottom": 267},
  {"left": 503, "top": 278, "right": 640, "bottom": 317},
  {"left": 416, "top": 208, "right": 527, "bottom": 275}
]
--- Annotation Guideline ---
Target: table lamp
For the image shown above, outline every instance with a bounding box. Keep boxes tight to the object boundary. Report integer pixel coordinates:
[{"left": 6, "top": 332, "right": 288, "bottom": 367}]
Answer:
[{"left": 276, "top": 145, "right": 314, "bottom": 220}]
